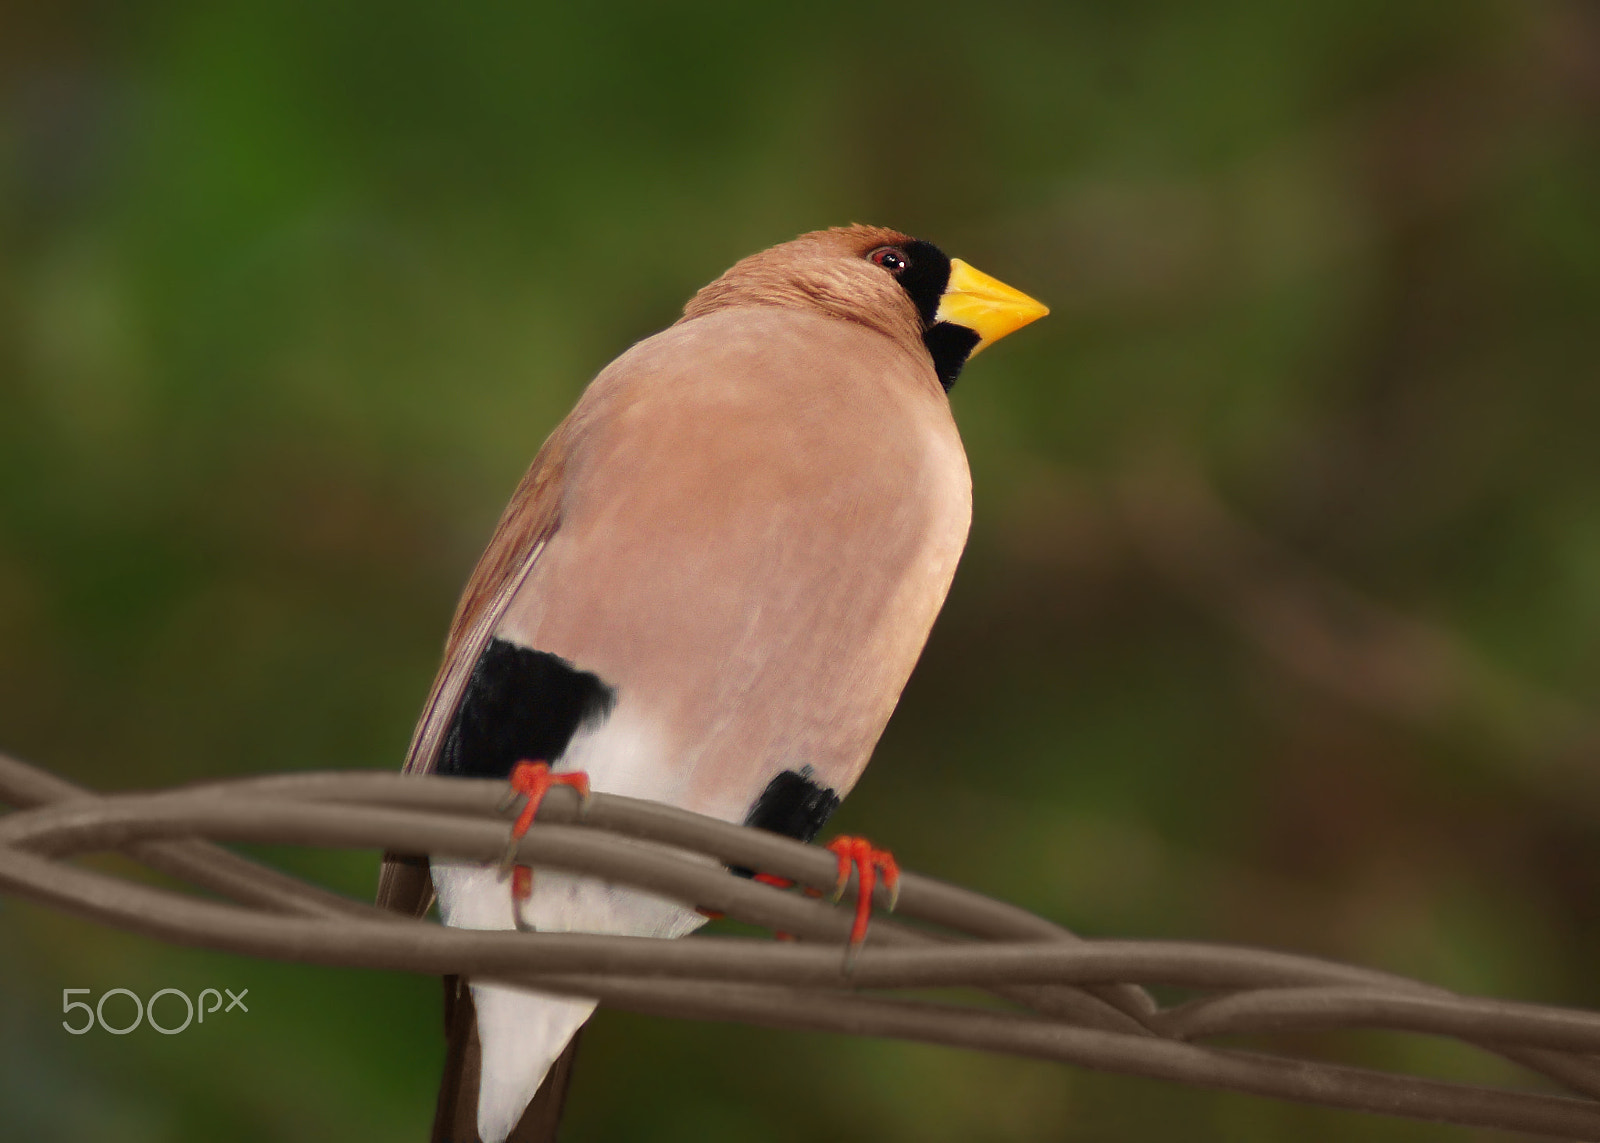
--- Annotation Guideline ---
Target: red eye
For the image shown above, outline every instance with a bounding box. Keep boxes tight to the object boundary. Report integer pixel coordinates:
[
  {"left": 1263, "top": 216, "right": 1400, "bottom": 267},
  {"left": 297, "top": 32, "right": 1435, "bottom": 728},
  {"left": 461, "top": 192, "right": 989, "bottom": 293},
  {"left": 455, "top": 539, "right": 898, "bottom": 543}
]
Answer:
[{"left": 868, "top": 246, "right": 908, "bottom": 274}]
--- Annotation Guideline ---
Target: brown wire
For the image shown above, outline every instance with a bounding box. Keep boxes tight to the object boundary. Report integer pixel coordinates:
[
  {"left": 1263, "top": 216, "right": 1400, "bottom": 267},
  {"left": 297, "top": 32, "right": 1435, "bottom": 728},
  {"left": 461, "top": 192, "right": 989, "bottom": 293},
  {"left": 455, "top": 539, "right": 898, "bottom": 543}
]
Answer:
[{"left": 4, "top": 750, "right": 1600, "bottom": 1139}]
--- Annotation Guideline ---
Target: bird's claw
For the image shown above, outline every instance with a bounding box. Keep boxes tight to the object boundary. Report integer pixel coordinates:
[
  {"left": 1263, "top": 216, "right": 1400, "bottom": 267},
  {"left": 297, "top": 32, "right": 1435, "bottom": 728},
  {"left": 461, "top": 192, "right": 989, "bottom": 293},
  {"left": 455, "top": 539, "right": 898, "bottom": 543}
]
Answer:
[
  {"left": 501, "top": 760, "right": 591, "bottom": 899},
  {"left": 824, "top": 835, "right": 900, "bottom": 954}
]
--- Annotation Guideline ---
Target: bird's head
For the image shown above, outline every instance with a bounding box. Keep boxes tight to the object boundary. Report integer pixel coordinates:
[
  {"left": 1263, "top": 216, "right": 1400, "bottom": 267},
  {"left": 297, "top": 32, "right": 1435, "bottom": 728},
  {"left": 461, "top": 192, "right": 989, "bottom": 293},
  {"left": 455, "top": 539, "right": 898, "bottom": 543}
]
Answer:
[{"left": 680, "top": 224, "right": 1048, "bottom": 391}]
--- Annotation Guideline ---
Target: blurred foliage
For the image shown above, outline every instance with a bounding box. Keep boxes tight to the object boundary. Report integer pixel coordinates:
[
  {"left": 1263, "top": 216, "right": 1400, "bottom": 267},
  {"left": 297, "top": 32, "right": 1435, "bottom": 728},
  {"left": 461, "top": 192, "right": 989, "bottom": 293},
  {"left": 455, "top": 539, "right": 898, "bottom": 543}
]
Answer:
[{"left": 3, "top": 0, "right": 1600, "bottom": 1139}]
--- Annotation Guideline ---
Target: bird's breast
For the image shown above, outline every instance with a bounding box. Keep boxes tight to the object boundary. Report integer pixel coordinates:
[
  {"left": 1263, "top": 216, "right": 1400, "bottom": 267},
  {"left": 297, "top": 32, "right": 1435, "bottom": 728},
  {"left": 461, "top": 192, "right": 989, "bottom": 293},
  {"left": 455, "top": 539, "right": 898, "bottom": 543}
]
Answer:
[{"left": 481, "top": 308, "right": 970, "bottom": 822}]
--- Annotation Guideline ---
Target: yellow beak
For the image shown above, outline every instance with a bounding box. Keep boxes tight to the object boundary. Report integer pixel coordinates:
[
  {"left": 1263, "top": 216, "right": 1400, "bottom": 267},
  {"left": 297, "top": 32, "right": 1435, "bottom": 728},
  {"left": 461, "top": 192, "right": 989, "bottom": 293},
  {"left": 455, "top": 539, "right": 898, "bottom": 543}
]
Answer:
[{"left": 934, "top": 258, "right": 1049, "bottom": 356}]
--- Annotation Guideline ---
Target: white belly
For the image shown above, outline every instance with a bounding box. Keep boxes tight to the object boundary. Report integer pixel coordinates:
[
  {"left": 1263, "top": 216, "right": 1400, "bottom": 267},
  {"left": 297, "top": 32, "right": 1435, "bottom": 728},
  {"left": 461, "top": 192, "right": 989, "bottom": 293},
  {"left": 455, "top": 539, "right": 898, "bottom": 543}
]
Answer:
[{"left": 431, "top": 706, "right": 709, "bottom": 1142}]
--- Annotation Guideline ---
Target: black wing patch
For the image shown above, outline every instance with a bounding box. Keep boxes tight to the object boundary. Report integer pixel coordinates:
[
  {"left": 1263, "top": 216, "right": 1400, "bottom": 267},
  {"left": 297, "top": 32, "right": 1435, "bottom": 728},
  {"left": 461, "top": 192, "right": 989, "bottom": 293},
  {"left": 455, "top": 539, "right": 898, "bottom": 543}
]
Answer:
[
  {"left": 742, "top": 766, "right": 840, "bottom": 843},
  {"left": 436, "top": 638, "right": 615, "bottom": 780}
]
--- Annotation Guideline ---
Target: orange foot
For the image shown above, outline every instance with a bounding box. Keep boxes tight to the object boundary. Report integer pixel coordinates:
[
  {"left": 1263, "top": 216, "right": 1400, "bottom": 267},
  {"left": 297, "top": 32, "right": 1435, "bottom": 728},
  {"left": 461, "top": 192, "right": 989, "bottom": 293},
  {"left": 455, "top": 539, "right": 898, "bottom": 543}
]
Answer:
[
  {"left": 825, "top": 836, "right": 900, "bottom": 949},
  {"left": 501, "top": 760, "right": 591, "bottom": 900}
]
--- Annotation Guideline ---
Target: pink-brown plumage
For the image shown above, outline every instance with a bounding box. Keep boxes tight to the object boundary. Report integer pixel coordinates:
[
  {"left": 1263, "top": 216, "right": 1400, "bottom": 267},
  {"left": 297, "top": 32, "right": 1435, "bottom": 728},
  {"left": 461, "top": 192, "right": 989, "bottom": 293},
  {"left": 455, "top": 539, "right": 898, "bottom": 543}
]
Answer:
[
  {"left": 494, "top": 305, "right": 969, "bottom": 821},
  {"left": 377, "top": 224, "right": 1044, "bottom": 1143}
]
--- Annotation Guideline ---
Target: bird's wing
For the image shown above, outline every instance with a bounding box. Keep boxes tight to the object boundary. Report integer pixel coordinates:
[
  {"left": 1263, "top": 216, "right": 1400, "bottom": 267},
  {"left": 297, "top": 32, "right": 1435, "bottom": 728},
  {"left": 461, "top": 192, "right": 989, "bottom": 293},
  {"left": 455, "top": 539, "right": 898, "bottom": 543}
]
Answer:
[{"left": 374, "top": 422, "right": 576, "bottom": 916}]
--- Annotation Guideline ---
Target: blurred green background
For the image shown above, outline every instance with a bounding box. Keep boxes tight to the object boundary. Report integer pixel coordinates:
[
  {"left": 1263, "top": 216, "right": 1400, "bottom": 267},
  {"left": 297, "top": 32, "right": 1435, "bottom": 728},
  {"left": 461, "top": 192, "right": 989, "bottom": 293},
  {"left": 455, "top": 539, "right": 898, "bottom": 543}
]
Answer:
[{"left": 3, "top": 0, "right": 1600, "bottom": 1139}]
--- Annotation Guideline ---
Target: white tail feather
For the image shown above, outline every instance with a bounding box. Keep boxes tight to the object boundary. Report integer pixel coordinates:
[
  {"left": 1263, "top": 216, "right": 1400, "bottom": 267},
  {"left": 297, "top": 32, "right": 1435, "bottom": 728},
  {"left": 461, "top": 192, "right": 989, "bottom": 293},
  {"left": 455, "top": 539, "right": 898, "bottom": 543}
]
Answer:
[
  {"left": 471, "top": 982, "right": 596, "bottom": 1143},
  {"left": 433, "top": 860, "right": 706, "bottom": 1141}
]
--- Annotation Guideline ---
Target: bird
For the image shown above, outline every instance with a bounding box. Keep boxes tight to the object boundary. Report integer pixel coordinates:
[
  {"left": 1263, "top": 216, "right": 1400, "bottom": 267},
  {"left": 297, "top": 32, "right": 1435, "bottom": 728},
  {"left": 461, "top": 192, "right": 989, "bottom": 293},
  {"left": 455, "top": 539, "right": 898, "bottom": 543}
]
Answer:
[{"left": 375, "top": 223, "right": 1047, "bottom": 1143}]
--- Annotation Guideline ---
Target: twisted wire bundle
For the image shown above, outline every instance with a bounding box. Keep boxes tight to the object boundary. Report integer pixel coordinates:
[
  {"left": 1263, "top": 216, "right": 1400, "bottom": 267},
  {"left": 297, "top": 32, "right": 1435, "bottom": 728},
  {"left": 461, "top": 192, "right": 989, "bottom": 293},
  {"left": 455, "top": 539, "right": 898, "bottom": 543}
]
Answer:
[{"left": 3, "top": 750, "right": 1600, "bottom": 1138}]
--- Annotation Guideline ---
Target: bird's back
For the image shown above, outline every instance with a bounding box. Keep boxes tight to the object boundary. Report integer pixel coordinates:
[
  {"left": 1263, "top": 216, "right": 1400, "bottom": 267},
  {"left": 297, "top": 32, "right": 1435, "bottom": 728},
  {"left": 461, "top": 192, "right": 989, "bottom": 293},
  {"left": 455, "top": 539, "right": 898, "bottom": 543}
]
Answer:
[
  {"left": 497, "top": 304, "right": 972, "bottom": 819},
  {"left": 430, "top": 303, "right": 970, "bottom": 1143}
]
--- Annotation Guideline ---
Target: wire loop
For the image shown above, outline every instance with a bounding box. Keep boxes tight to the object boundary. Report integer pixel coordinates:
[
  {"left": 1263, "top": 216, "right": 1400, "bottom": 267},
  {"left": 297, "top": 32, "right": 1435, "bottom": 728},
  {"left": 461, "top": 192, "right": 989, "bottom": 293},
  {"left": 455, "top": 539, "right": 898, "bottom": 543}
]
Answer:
[{"left": 3, "top": 750, "right": 1599, "bottom": 1137}]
